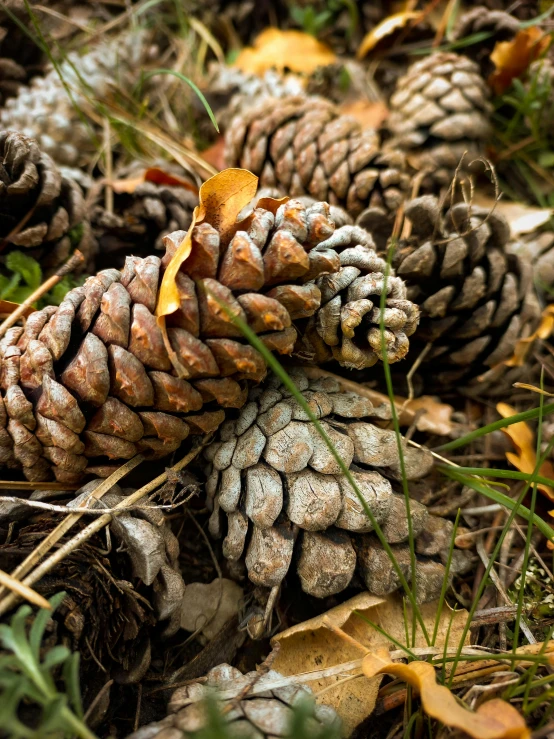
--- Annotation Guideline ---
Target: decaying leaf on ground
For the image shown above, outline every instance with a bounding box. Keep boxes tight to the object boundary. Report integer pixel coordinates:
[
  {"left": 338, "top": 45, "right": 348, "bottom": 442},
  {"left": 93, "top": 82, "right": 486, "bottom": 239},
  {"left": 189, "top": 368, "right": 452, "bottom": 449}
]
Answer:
[
  {"left": 270, "top": 592, "right": 468, "bottom": 736},
  {"left": 357, "top": 12, "right": 420, "bottom": 59},
  {"left": 109, "top": 166, "right": 200, "bottom": 196},
  {"left": 489, "top": 27, "right": 552, "bottom": 94},
  {"left": 497, "top": 402, "right": 554, "bottom": 499},
  {"left": 234, "top": 28, "right": 337, "bottom": 76}
]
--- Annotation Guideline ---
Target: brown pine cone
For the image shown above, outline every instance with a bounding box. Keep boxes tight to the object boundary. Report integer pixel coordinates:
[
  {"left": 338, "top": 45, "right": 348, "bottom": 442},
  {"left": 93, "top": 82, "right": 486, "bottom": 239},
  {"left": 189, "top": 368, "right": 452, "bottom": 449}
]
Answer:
[
  {"left": 0, "top": 130, "right": 96, "bottom": 275},
  {"left": 0, "top": 196, "right": 419, "bottom": 483},
  {"left": 0, "top": 478, "right": 185, "bottom": 688},
  {"left": 378, "top": 195, "right": 540, "bottom": 388},
  {"left": 477, "top": 0, "right": 538, "bottom": 21},
  {"left": 451, "top": 7, "right": 519, "bottom": 78},
  {"left": 225, "top": 96, "right": 409, "bottom": 217},
  {"left": 92, "top": 162, "right": 198, "bottom": 270},
  {"left": 385, "top": 52, "right": 492, "bottom": 188},
  {"left": 0, "top": 5, "right": 44, "bottom": 105},
  {"left": 203, "top": 367, "right": 469, "bottom": 603},
  {"left": 127, "top": 663, "right": 341, "bottom": 739}
]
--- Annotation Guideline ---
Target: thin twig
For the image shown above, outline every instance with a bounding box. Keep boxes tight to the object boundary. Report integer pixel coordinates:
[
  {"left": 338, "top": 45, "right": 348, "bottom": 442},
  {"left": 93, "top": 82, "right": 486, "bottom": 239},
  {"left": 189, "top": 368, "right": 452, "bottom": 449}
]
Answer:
[
  {"left": 0, "top": 250, "right": 85, "bottom": 339},
  {"left": 0, "top": 445, "right": 205, "bottom": 616}
]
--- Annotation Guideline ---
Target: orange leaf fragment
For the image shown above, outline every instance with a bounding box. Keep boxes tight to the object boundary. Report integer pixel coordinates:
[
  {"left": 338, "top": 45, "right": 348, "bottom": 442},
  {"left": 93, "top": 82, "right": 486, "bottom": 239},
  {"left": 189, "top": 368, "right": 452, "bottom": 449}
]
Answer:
[
  {"left": 504, "top": 304, "right": 554, "bottom": 368},
  {"left": 339, "top": 99, "right": 389, "bottom": 129},
  {"left": 234, "top": 28, "right": 336, "bottom": 75},
  {"left": 110, "top": 166, "right": 199, "bottom": 196},
  {"left": 0, "top": 299, "right": 35, "bottom": 317},
  {"left": 357, "top": 11, "right": 419, "bottom": 59},
  {"left": 497, "top": 402, "right": 554, "bottom": 500},
  {"left": 489, "top": 28, "right": 551, "bottom": 95},
  {"left": 362, "top": 649, "right": 530, "bottom": 739}
]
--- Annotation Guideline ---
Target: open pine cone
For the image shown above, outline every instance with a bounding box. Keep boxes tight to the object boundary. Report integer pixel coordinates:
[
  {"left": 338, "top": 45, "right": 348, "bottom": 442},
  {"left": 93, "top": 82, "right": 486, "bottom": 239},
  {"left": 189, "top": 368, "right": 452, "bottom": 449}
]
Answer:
[
  {"left": 0, "top": 130, "right": 96, "bottom": 275},
  {"left": 0, "top": 195, "right": 419, "bottom": 483},
  {"left": 382, "top": 195, "right": 540, "bottom": 388},
  {"left": 127, "top": 663, "right": 341, "bottom": 739},
  {"left": 203, "top": 367, "right": 469, "bottom": 603},
  {"left": 385, "top": 52, "right": 492, "bottom": 188},
  {"left": 91, "top": 162, "right": 198, "bottom": 269},
  {"left": 225, "top": 95, "right": 409, "bottom": 217}
]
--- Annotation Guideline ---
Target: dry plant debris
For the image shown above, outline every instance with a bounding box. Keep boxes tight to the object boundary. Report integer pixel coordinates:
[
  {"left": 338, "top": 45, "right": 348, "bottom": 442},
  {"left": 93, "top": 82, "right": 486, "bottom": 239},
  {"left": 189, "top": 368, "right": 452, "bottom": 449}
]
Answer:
[{"left": 1, "top": 2, "right": 554, "bottom": 738}]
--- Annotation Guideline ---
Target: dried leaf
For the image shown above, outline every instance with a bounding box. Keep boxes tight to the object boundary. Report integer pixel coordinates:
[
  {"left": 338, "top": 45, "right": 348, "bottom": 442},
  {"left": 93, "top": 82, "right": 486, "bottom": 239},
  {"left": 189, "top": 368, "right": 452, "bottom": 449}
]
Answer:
[
  {"left": 473, "top": 195, "right": 552, "bottom": 236},
  {"left": 497, "top": 401, "right": 554, "bottom": 500},
  {"left": 110, "top": 167, "right": 199, "bottom": 195},
  {"left": 362, "top": 650, "right": 530, "bottom": 739},
  {"left": 357, "top": 11, "right": 419, "bottom": 59},
  {"left": 0, "top": 300, "right": 35, "bottom": 317},
  {"left": 156, "top": 168, "right": 258, "bottom": 322},
  {"left": 201, "top": 137, "right": 227, "bottom": 171},
  {"left": 403, "top": 396, "right": 454, "bottom": 436},
  {"left": 338, "top": 99, "right": 389, "bottom": 129},
  {"left": 271, "top": 592, "right": 468, "bottom": 736},
  {"left": 180, "top": 578, "right": 243, "bottom": 641},
  {"left": 504, "top": 304, "right": 554, "bottom": 367},
  {"left": 234, "top": 28, "right": 336, "bottom": 75},
  {"left": 489, "top": 28, "right": 551, "bottom": 95}
]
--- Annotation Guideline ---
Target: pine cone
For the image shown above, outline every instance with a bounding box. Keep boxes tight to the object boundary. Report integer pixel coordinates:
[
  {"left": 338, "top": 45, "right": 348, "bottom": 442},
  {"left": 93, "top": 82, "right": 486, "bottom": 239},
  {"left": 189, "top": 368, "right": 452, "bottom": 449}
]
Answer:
[
  {"left": 380, "top": 195, "right": 540, "bottom": 387},
  {"left": 225, "top": 96, "right": 409, "bottom": 217},
  {"left": 92, "top": 162, "right": 198, "bottom": 270},
  {"left": 203, "top": 367, "right": 470, "bottom": 603},
  {"left": 385, "top": 52, "right": 493, "bottom": 188},
  {"left": 0, "top": 478, "right": 185, "bottom": 688},
  {"left": 0, "top": 5, "right": 44, "bottom": 105},
  {"left": 0, "top": 31, "right": 152, "bottom": 167},
  {"left": 127, "top": 663, "right": 341, "bottom": 739},
  {"left": 0, "top": 196, "right": 419, "bottom": 483},
  {"left": 0, "top": 130, "right": 96, "bottom": 275},
  {"left": 451, "top": 7, "right": 519, "bottom": 78},
  {"left": 477, "top": 0, "right": 538, "bottom": 21}
]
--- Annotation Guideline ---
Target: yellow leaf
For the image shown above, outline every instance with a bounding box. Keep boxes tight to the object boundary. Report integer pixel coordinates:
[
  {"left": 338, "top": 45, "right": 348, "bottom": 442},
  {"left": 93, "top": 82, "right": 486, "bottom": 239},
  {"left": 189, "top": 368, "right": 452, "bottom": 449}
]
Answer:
[
  {"left": 362, "top": 653, "right": 530, "bottom": 739},
  {"left": 110, "top": 166, "right": 199, "bottom": 195},
  {"left": 404, "top": 396, "right": 454, "bottom": 437},
  {"left": 234, "top": 28, "right": 336, "bottom": 75},
  {"left": 489, "top": 27, "right": 551, "bottom": 95},
  {"left": 271, "top": 593, "right": 468, "bottom": 736},
  {"left": 497, "top": 402, "right": 554, "bottom": 500},
  {"left": 155, "top": 168, "right": 258, "bottom": 322},
  {"left": 504, "top": 304, "right": 554, "bottom": 367},
  {"left": 357, "top": 11, "right": 419, "bottom": 59}
]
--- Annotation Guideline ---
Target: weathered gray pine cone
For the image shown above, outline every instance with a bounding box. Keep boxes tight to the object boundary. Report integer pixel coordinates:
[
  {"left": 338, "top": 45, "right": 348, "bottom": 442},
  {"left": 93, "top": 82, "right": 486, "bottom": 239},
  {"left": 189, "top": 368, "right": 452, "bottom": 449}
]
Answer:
[
  {"left": 127, "top": 663, "right": 341, "bottom": 739},
  {"left": 92, "top": 161, "right": 199, "bottom": 268},
  {"left": 0, "top": 197, "right": 418, "bottom": 483},
  {"left": 0, "top": 478, "right": 184, "bottom": 684},
  {"left": 385, "top": 52, "right": 492, "bottom": 188},
  {"left": 203, "top": 368, "right": 469, "bottom": 602},
  {"left": 0, "top": 130, "right": 96, "bottom": 274},
  {"left": 301, "top": 223, "right": 420, "bottom": 369},
  {"left": 225, "top": 95, "right": 409, "bottom": 217},
  {"left": 451, "top": 7, "right": 519, "bottom": 77},
  {"left": 365, "top": 195, "right": 541, "bottom": 388},
  {"left": 0, "top": 31, "right": 152, "bottom": 167}
]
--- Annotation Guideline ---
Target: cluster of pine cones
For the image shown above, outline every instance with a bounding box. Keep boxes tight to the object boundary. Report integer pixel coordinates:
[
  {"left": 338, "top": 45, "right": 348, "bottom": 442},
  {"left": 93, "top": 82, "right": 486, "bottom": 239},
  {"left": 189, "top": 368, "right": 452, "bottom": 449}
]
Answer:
[{"left": 0, "top": 1, "right": 551, "bottom": 737}]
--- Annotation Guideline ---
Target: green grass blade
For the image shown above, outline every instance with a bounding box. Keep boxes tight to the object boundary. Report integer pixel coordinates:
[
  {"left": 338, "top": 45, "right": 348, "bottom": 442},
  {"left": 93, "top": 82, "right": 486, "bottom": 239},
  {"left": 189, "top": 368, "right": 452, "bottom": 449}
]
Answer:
[
  {"left": 432, "top": 510, "right": 461, "bottom": 648},
  {"left": 137, "top": 69, "right": 219, "bottom": 132}
]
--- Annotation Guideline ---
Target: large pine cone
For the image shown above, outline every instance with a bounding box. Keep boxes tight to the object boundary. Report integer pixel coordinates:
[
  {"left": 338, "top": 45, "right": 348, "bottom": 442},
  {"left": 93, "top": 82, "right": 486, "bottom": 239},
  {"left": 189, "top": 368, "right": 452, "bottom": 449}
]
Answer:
[
  {"left": 385, "top": 52, "right": 492, "bottom": 187},
  {"left": 92, "top": 162, "right": 198, "bottom": 269},
  {"left": 0, "top": 31, "right": 151, "bottom": 167},
  {"left": 225, "top": 96, "right": 409, "bottom": 217},
  {"left": 127, "top": 663, "right": 341, "bottom": 739},
  {"left": 386, "top": 195, "right": 540, "bottom": 387},
  {"left": 0, "top": 196, "right": 419, "bottom": 483},
  {"left": 203, "top": 367, "right": 469, "bottom": 602},
  {"left": 0, "top": 130, "right": 95, "bottom": 275}
]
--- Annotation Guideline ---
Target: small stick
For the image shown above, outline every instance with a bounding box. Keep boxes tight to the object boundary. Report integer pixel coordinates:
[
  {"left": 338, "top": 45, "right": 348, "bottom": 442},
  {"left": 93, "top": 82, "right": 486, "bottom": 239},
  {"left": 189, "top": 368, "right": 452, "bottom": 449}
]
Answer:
[
  {"left": 0, "top": 445, "right": 205, "bottom": 616},
  {"left": 0, "top": 250, "right": 85, "bottom": 339},
  {"left": 0, "top": 455, "right": 144, "bottom": 602},
  {"left": 0, "top": 567, "right": 51, "bottom": 610}
]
